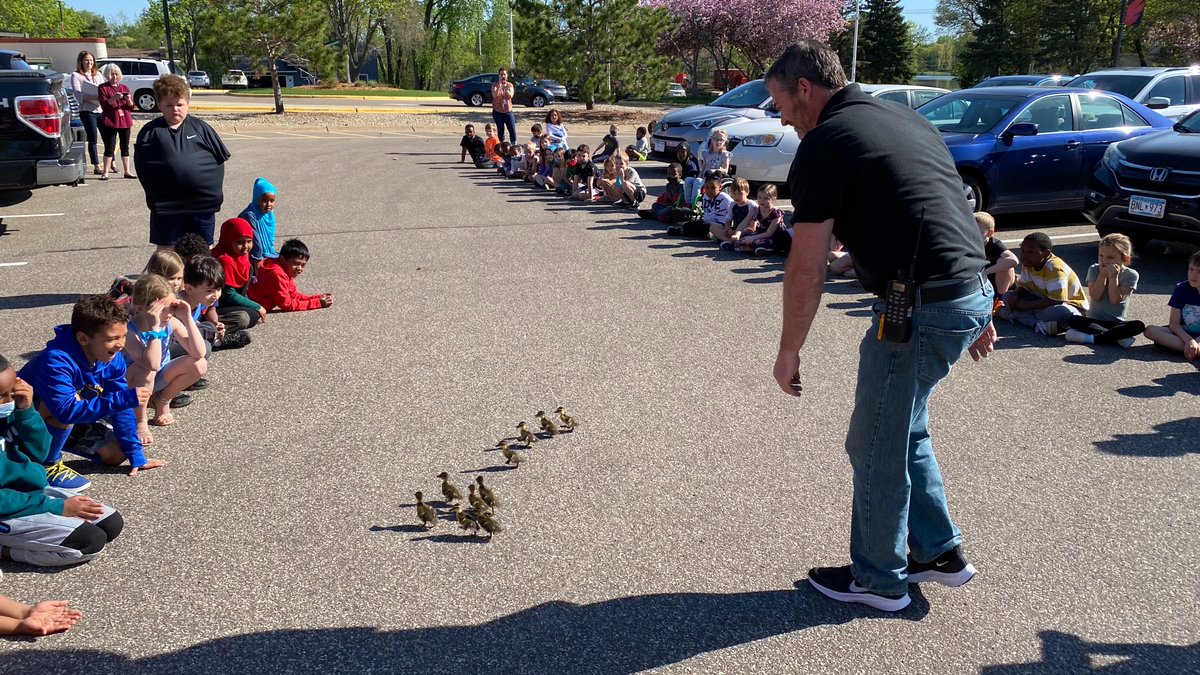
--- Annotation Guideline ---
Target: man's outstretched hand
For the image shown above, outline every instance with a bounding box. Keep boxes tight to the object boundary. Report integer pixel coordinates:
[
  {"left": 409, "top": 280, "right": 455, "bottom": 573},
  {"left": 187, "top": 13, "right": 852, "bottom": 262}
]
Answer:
[{"left": 969, "top": 322, "right": 997, "bottom": 362}]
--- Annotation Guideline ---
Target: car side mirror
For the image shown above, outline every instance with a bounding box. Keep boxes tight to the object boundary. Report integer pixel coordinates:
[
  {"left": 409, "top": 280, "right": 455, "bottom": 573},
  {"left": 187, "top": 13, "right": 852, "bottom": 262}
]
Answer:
[
  {"left": 1146, "top": 97, "right": 1171, "bottom": 109},
  {"left": 1003, "top": 122, "right": 1039, "bottom": 142}
]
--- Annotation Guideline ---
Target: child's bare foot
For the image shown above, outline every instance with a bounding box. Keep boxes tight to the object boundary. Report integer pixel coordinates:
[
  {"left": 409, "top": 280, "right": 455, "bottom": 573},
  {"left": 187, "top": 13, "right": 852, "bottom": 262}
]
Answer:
[
  {"left": 148, "top": 394, "right": 176, "bottom": 427},
  {"left": 137, "top": 423, "right": 155, "bottom": 445}
]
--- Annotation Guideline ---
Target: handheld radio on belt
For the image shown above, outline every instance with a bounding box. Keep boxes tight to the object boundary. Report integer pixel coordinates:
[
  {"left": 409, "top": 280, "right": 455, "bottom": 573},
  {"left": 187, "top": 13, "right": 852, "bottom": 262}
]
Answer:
[{"left": 878, "top": 208, "right": 926, "bottom": 344}]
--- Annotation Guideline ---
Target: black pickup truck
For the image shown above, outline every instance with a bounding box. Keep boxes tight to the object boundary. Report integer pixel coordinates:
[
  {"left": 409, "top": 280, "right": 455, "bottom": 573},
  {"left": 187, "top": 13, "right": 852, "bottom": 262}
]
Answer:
[{"left": 0, "top": 49, "right": 86, "bottom": 192}]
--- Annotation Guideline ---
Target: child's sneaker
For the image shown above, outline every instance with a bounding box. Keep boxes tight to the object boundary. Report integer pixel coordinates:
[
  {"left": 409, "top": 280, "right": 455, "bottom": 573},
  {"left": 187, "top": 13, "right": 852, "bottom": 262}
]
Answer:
[
  {"left": 45, "top": 460, "right": 91, "bottom": 491},
  {"left": 1064, "top": 328, "right": 1094, "bottom": 344},
  {"left": 666, "top": 226, "right": 683, "bottom": 236},
  {"left": 719, "top": 241, "right": 735, "bottom": 251},
  {"left": 214, "top": 330, "right": 252, "bottom": 350},
  {"left": 808, "top": 565, "right": 911, "bottom": 612},
  {"left": 1035, "top": 320, "right": 1060, "bottom": 336},
  {"left": 186, "top": 378, "right": 209, "bottom": 391},
  {"left": 754, "top": 245, "right": 775, "bottom": 256},
  {"left": 907, "top": 545, "right": 977, "bottom": 587},
  {"left": 1117, "top": 336, "right": 1136, "bottom": 348}
]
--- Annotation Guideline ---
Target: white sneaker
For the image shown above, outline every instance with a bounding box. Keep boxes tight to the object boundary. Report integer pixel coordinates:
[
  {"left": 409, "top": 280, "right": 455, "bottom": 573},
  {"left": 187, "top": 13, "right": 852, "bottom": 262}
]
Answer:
[
  {"left": 1117, "top": 337, "right": 1136, "bottom": 348},
  {"left": 1064, "top": 329, "right": 1093, "bottom": 344}
]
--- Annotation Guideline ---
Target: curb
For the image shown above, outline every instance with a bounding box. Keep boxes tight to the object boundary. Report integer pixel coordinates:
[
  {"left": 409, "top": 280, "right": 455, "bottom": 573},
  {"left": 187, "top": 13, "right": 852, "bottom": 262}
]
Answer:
[
  {"left": 189, "top": 104, "right": 471, "bottom": 115},
  {"left": 225, "top": 92, "right": 452, "bottom": 102}
]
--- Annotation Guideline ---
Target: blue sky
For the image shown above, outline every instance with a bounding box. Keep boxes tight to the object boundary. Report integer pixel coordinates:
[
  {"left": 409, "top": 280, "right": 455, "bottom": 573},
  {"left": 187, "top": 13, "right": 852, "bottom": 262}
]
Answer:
[{"left": 72, "top": 0, "right": 942, "bottom": 35}]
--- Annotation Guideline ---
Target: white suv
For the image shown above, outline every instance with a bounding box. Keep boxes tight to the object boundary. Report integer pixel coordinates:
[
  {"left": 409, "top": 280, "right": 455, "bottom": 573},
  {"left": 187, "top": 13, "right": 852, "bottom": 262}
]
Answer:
[
  {"left": 95, "top": 57, "right": 178, "bottom": 112},
  {"left": 1068, "top": 67, "right": 1200, "bottom": 121}
]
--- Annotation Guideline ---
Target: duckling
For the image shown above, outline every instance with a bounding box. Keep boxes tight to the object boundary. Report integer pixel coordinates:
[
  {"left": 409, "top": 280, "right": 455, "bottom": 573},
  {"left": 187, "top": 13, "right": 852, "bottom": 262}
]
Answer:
[
  {"left": 451, "top": 505, "right": 480, "bottom": 536},
  {"left": 516, "top": 421, "right": 538, "bottom": 446},
  {"left": 437, "top": 471, "right": 464, "bottom": 503},
  {"left": 555, "top": 406, "right": 577, "bottom": 430},
  {"left": 476, "top": 510, "right": 502, "bottom": 539},
  {"left": 500, "top": 444, "right": 527, "bottom": 467},
  {"left": 536, "top": 410, "right": 560, "bottom": 435},
  {"left": 476, "top": 475, "right": 500, "bottom": 509},
  {"left": 414, "top": 491, "right": 437, "bottom": 529},
  {"left": 468, "top": 484, "right": 492, "bottom": 515}
]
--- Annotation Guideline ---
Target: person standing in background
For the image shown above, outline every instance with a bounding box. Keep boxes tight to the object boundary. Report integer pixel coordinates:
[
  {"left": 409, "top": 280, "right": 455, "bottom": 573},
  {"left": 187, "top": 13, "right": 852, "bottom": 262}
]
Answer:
[
  {"left": 70, "top": 51, "right": 103, "bottom": 177},
  {"left": 491, "top": 68, "right": 517, "bottom": 144},
  {"left": 97, "top": 64, "right": 135, "bottom": 180}
]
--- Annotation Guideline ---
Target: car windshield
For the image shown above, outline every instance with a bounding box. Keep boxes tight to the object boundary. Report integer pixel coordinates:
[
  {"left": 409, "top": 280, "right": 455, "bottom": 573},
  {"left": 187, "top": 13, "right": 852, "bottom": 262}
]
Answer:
[
  {"left": 919, "top": 93, "right": 1024, "bottom": 133},
  {"left": 1178, "top": 112, "right": 1200, "bottom": 132},
  {"left": 711, "top": 80, "right": 768, "bottom": 108},
  {"left": 975, "top": 77, "right": 1039, "bottom": 87},
  {"left": 1067, "top": 74, "right": 1153, "bottom": 100},
  {"left": 190, "top": 71, "right": 204, "bottom": 76},
  {"left": 540, "top": 80, "right": 560, "bottom": 86}
]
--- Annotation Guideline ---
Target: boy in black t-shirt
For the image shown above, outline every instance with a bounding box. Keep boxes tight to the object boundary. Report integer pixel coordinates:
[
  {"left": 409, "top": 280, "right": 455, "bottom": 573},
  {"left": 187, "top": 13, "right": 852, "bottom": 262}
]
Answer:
[
  {"left": 459, "top": 124, "right": 488, "bottom": 167},
  {"left": 976, "top": 212, "right": 1018, "bottom": 308},
  {"left": 569, "top": 145, "right": 597, "bottom": 202}
]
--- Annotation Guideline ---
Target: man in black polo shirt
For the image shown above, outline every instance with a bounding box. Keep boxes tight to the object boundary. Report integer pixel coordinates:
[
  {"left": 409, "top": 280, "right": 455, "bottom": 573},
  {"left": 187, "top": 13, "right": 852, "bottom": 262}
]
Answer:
[
  {"left": 134, "top": 74, "right": 230, "bottom": 249},
  {"left": 765, "top": 41, "right": 997, "bottom": 612}
]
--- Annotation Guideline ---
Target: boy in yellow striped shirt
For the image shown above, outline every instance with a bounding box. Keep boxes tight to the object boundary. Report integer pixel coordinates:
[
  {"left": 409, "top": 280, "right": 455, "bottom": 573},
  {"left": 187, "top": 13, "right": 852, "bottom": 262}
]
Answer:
[{"left": 999, "top": 232, "right": 1088, "bottom": 335}]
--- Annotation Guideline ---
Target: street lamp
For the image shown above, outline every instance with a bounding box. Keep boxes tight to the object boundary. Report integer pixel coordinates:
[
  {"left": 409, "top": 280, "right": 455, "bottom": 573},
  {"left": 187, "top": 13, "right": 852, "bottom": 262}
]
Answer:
[
  {"left": 508, "top": 1, "right": 515, "bottom": 70},
  {"left": 850, "top": 0, "right": 860, "bottom": 82}
]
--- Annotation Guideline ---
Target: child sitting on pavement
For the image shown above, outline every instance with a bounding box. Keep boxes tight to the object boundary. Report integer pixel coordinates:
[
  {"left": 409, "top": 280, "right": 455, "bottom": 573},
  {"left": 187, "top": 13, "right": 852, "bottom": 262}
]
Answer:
[
  {"left": 625, "top": 126, "right": 650, "bottom": 162},
  {"left": 999, "top": 232, "right": 1088, "bottom": 335},
  {"left": 828, "top": 235, "right": 856, "bottom": 278},
  {"left": 521, "top": 144, "right": 539, "bottom": 183},
  {"left": 212, "top": 218, "right": 267, "bottom": 332},
  {"left": 712, "top": 178, "right": 756, "bottom": 246},
  {"left": 532, "top": 148, "right": 555, "bottom": 190},
  {"left": 173, "top": 232, "right": 211, "bottom": 264},
  {"left": 107, "top": 250, "right": 185, "bottom": 308},
  {"left": 569, "top": 145, "right": 597, "bottom": 202},
  {"left": 178, "top": 254, "right": 250, "bottom": 352},
  {"left": 637, "top": 162, "right": 687, "bottom": 222},
  {"left": 249, "top": 239, "right": 334, "bottom": 312},
  {"left": 1, "top": 353, "right": 125, "bottom": 568},
  {"left": 1143, "top": 250, "right": 1200, "bottom": 360},
  {"left": 592, "top": 125, "right": 620, "bottom": 162},
  {"left": 19, "top": 296, "right": 166, "bottom": 487},
  {"left": 976, "top": 212, "right": 1018, "bottom": 300},
  {"left": 239, "top": 177, "right": 278, "bottom": 275},
  {"left": 595, "top": 158, "right": 619, "bottom": 201},
  {"left": 123, "top": 275, "right": 207, "bottom": 438},
  {"left": 731, "top": 184, "right": 786, "bottom": 256},
  {"left": 459, "top": 124, "right": 489, "bottom": 167},
  {"left": 604, "top": 154, "right": 647, "bottom": 208},
  {"left": 675, "top": 144, "right": 702, "bottom": 205},
  {"left": 670, "top": 175, "right": 731, "bottom": 237},
  {"left": 1064, "top": 234, "right": 1145, "bottom": 347}
]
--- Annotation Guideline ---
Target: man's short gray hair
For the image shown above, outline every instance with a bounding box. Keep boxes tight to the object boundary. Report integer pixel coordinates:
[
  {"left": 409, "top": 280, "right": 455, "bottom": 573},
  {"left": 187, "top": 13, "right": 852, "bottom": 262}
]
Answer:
[{"left": 765, "top": 41, "right": 848, "bottom": 93}]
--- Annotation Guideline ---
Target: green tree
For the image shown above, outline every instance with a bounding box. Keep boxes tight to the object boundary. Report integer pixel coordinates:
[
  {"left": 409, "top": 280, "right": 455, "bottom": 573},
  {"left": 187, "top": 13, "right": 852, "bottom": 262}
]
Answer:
[
  {"left": 78, "top": 11, "right": 110, "bottom": 38},
  {"left": 215, "top": 0, "right": 332, "bottom": 112},
  {"left": 957, "top": 0, "right": 1038, "bottom": 86},
  {"left": 324, "top": 0, "right": 394, "bottom": 82},
  {"left": 1, "top": 0, "right": 85, "bottom": 37},
  {"left": 1038, "top": 0, "right": 1118, "bottom": 75},
  {"left": 140, "top": 0, "right": 222, "bottom": 72},
  {"left": 858, "top": 0, "right": 913, "bottom": 83},
  {"left": 516, "top": 0, "right": 671, "bottom": 109}
]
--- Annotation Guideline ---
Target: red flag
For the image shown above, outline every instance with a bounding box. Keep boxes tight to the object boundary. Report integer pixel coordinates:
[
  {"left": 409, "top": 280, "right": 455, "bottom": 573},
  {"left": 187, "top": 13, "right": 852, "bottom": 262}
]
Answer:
[{"left": 1124, "top": 0, "right": 1145, "bottom": 26}]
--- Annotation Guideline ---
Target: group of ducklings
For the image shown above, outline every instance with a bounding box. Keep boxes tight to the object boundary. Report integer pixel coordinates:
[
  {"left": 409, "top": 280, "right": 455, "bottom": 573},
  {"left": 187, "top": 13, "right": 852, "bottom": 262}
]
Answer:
[
  {"left": 502, "top": 406, "right": 577, "bottom": 467},
  {"left": 410, "top": 406, "right": 579, "bottom": 540}
]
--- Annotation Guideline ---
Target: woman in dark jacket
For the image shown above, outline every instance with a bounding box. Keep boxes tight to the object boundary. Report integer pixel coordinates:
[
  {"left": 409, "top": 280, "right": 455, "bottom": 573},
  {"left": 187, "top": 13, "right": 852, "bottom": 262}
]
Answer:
[{"left": 97, "top": 63, "right": 136, "bottom": 180}]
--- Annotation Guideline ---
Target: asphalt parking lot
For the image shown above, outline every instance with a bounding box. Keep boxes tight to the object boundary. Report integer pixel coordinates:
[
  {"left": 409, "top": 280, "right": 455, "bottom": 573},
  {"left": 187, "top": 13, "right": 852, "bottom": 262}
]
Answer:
[{"left": 0, "top": 128, "right": 1197, "bottom": 674}]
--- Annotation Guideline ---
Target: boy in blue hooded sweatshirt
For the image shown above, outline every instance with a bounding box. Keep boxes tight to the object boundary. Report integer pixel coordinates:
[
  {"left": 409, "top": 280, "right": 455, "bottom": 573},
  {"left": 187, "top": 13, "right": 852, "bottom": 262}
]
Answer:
[
  {"left": 239, "top": 177, "right": 277, "bottom": 275},
  {"left": 18, "top": 296, "right": 167, "bottom": 491},
  {"left": 1, "top": 354, "right": 125, "bottom": 567}
]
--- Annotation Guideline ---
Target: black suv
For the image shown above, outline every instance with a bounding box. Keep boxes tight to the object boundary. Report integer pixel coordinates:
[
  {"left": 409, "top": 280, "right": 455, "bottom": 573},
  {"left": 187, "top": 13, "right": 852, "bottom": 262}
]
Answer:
[
  {"left": 1085, "top": 110, "right": 1200, "bottom": 247},
  {"left": 449, "top": 73, "right": 554, "bottom": 108}
]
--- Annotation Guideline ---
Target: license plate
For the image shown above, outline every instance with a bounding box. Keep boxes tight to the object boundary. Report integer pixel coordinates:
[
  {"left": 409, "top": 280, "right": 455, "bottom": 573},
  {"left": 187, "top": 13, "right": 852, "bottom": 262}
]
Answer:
[
  {"left": 1129, "top": 194, "right": 1166, "bottom": 219},
  {"left": 654, "top": 140, "right": 665, "bottom": 153}
]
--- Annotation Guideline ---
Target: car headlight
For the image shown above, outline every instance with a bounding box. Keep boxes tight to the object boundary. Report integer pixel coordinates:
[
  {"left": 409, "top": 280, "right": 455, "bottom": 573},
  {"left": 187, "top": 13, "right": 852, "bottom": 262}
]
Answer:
[
  {"left": 1101, "top": 143, "right": 1125, "bottom": 172},
  {"left": 738, "top": 133, "right": 783, "bottom": 147},
  {"left": 693, "top": 115, "right": 736, "bottom": 129}
]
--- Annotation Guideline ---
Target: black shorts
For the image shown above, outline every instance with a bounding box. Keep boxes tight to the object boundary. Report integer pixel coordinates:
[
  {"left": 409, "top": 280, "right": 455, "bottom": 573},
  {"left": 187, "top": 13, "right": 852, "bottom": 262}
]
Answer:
[{"left": 149, "top": 212, "right": 216, "bottom": 246}]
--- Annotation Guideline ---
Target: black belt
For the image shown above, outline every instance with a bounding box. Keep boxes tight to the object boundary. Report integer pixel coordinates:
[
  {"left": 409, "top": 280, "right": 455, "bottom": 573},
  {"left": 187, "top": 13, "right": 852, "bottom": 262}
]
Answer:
[{"left": 918, "top": 275, "right": 984, "bottom": 304}]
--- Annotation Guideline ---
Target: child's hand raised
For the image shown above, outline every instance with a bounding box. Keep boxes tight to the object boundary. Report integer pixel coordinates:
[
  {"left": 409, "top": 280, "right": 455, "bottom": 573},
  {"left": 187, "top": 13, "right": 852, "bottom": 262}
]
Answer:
[
  {"left": 170, "top": 298, "right": 193, "bottom": 319},
  {"left": 10, "top": 376, "right": 34, "bottom": 410}
]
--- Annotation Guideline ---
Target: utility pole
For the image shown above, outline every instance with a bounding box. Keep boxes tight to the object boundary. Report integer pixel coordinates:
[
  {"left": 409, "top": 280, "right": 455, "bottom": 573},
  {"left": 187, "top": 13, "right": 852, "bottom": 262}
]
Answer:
[
  {"left": 58, "top": 1, "right": 65, "bottom": 36},
  {"left": 1112, "top": 0, "right": 1130, "bottom": 66},
  {"left": 508, "top": 2, "right": 515, "bottom": 70},
  {"left": 850, "top": 0, "right": 861, "bottom": 82},
  {"left": 162, "top": 0, "right": 176, "bottom": 74}
]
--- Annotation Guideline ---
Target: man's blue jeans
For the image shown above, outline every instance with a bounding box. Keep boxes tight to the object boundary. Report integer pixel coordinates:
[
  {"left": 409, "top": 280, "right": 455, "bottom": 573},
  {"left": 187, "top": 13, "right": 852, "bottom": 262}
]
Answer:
[{"left": 846, "top": 274, "right": 993, "bottom": 596}]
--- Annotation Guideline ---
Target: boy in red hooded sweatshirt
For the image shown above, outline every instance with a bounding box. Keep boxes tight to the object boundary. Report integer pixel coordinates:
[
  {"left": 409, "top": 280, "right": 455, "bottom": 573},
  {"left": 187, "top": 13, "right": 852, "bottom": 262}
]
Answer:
[{"left": 249, "top": 239, "right": 333, "bottom": 312}]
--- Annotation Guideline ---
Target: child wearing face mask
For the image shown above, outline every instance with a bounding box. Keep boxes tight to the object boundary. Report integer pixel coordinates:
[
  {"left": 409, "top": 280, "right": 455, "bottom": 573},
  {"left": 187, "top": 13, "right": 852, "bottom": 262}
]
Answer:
[
  {"left": 212, "top": 218, "right": 267, "bottom": 332},
  {"left": 637, "top": 163, "right": 689, "bottom": 223},
  {"left": 238, "top": 177, "right": 278, "bottom": 275},
  {"left": 0, "top": 352, "right": 126, "bottom": 569}
]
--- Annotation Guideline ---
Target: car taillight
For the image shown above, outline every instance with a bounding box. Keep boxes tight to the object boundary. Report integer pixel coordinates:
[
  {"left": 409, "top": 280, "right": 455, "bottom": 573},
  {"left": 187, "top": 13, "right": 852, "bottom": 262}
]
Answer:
[
  {"left": 453, "top": 83, "right": 466, "bottom": 89},
  {"left": 16, "top": 95, "right": 62, "bottom": 138}
]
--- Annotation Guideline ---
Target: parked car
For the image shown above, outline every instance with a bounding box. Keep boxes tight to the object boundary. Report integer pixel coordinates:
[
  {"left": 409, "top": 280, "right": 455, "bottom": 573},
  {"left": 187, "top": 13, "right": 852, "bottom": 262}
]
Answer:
[
  {"left": 95, "top": 57, "right": 176, "bottom": 112},
  {"left": 0, "top": 50, "right": 86, "bottom": 191},
  {"left": 1084, "top": 110, "right": 1200, "bottom": 247},
  {"left": 667, "top": 83, "right": 686, "bottom": 97},
  {"left": 222, "top": 69, "right": 248, "bottom": 89},
  {"left": 973, "top": 75, "right": 1072, "bottom": 88},
  {"left": 538, "top": 79, "right": 567, "bottom": 100},
  {"left": 649, "top": 79, "right": 777, "bottom": 160},
  {"left": 916, "top": 87, "right": 1174, "bottom": 213},
  {"left": 1067, "top": 67, "right": 1200, "bottom": 121},
  {"left": 188, "top": 70, "right": 210, "bottom": 88},
  {"left": 448, "top": 73, "right": 554, "bottom": 108},
  {"left": 725, "top": 85, "right": 949, "bottom": 192}
]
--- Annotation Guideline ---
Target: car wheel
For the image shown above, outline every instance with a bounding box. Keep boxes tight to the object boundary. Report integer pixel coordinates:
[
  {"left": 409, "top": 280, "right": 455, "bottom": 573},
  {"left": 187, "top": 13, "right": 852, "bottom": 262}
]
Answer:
[
  {"left": 468, "top": 92, "right": 484, "bottom": 107},
  {"left": 134, "top": 90, "right": 157, "bottom": 113},
  {"left": 961, "top": 174, "right": 984, "bottom": 212},
  {"left": 531, "top": 94, "right": 547, "bottom": 108}
]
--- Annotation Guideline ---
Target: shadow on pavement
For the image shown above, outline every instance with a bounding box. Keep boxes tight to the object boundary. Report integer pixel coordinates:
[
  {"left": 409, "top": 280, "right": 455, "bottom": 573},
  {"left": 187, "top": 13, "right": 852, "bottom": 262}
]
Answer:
[
  {"left": 0, "top": 587, "right": 930, "bottom": 674},
  {"left": 1115, "top": 372, "right": 1200, "bottom": 398},
  {"left": 0, "top": 293, "right": 82, "bottom": 311},
  {"left": 980, "top": 630, "right": 1198, "bottom": 674},
  {"left": 1093, "top": 417, "right": 1200, "bottom": 457}
]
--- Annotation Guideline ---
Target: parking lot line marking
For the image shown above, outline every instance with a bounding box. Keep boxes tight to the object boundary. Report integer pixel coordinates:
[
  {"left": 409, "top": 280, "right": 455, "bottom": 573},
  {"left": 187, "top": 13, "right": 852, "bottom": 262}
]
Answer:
[
  {"left": 1, "top": 213, "right": 64, "bottom": 219},
  {"left": 0, "top": 262, "right": 28, "bottom": 267},
  {"left": 328, "top": 131, "right": 375, "bottom": 138},
  {"left": 273, "top": 131, "right": 323, "bottom": 139},
  {"left": 224, "top": 133, "right": 269, "bottom": 139}
]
